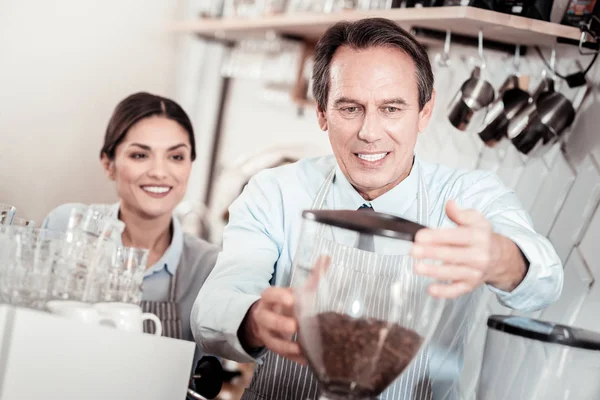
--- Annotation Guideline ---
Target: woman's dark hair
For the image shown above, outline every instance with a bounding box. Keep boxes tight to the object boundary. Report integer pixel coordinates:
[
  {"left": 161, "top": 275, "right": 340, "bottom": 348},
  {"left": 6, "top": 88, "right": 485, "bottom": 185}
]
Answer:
[
  {"left": 312, "top": 18, "right": 434, "bottom": 111},
  {"left": 100, "top": 92, "right": 196, "bottom": 160}
]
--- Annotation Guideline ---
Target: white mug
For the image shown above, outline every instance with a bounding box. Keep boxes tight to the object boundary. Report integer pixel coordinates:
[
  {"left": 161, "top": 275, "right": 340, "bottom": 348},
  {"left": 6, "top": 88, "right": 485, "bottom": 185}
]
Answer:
[
  {"left": 94, "top": 302, "right": 162, "bottom": 336},
  {"left": 46, "top": 300, "right": 117, "bottom": 328},
  {"left": 46, "top": 301, "right": 162, "bottom": 337}
]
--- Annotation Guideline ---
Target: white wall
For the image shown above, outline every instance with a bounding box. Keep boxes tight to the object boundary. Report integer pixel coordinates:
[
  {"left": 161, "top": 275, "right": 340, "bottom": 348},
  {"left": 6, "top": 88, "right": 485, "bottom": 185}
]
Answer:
[
  {"left": 0, "top": 0, "right": 184, "bottom": 223},
  {"left": 203, "top": 77, "right": 332, "bottom": 243}
]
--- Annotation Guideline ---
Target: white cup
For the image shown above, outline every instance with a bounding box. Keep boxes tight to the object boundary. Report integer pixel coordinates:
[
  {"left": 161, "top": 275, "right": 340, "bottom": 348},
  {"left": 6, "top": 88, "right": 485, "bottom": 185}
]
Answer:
[
  {"left": 94, "top": 302, "right": 162, "bottom": 336},
  {"left": 46, "top": 300, "right": 117, "bottom": 328},
  {"left": 46, "top": 300, "right": 162, "bottom": 336}
]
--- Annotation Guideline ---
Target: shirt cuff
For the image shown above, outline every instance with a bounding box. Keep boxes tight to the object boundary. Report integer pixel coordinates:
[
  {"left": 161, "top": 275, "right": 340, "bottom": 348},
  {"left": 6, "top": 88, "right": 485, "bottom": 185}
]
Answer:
[
  {"left": 486, "top": 227, "right": 561, "bottom": 312},
  {"left": 486, "top": 259, "right": 536, "bottom": 310},
  {"left": 222, "top": 294, "right": 267, "bottom": 363}
]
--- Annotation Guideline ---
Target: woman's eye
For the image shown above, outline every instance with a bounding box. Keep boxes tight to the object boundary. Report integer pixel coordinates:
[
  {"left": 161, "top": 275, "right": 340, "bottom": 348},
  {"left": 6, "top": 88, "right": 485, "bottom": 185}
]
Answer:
[
  {"left": 172, "top": 154, "right": 185, "bottom": 161},
  {"left": 130, "top": 153, "right": 147, "bottom": 159}
]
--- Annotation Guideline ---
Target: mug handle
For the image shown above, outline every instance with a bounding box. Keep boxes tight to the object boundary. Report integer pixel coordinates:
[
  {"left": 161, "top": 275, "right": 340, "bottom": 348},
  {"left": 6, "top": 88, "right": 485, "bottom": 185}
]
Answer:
[{"left": 142, "top": 313, "right": 163, "bottom": 336}]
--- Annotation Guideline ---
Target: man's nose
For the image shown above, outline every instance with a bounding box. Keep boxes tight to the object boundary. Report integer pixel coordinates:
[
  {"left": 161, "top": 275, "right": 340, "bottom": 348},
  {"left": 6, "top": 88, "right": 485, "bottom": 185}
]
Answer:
[{"left": 357, "top": 109, "right": 384, "bottom": 143}]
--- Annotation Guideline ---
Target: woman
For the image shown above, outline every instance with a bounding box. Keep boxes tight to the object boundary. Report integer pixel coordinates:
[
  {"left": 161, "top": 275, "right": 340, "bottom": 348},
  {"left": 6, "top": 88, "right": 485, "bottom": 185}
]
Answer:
[{"left": 43, "top": 92, "right": 220, "bottom": 346}]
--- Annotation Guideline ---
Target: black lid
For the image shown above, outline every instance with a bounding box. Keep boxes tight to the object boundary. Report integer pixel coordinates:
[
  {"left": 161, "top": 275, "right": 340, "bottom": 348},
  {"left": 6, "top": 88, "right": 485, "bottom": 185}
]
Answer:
[
  {"left": 301, "top": 209, "right": 426, "bottom": 241},
  {"left": 487, "top": 315, "right": 600, "bottom": 351}
]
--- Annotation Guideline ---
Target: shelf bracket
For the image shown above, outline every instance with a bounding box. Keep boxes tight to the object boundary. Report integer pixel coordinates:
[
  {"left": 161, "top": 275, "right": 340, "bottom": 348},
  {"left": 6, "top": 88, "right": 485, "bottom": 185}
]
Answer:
[{"left": 410, "top": 27, "right": 527, "bottom": 55}]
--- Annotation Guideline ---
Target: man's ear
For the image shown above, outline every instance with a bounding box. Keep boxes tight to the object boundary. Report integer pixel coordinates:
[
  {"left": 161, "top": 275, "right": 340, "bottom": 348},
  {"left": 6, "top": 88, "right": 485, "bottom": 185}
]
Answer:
[
  {"left": 316, "top": 105, "right": 328, "bottom": 132},
  {"left": 417, "top": 89, "right": 436, "bottom": 133}
]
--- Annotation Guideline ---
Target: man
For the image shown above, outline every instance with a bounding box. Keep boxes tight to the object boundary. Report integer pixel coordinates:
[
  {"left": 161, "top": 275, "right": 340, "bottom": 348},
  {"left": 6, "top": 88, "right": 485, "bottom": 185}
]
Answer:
[{"left": 191, "top": 18, "right": 563, "bottom": 399}]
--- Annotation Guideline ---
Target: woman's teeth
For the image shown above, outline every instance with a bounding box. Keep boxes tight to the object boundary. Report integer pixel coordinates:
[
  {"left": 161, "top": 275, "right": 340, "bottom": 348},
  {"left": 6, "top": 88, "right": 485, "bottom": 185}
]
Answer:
[
  {"left": 357, "top": 153, "right": 388, "bottom": 162},
  {"left": 142, "top": 186, "right": 171, "bottom": 194}
]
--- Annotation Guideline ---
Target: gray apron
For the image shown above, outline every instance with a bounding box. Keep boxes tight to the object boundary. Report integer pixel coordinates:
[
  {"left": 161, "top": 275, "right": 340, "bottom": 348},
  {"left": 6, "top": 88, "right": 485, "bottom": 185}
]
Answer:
[
  {"left": 242, "top": 161, "right": 483, "bottom": 400},
  {"left": 140, "top": 271, "right": 183, "bottom": 339}
]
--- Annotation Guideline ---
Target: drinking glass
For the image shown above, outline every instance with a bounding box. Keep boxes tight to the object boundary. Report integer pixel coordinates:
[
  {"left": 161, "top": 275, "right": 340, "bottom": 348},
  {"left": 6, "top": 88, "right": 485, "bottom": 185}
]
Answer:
[
  {"left": 0, "top": 203, "right": 16, "bottom": 225},
  {"left": 0, "top": 227, "right": 64, "bottom": 309},
  {"left": 101, "top": 246, "right": 149, "bottom": 304}
]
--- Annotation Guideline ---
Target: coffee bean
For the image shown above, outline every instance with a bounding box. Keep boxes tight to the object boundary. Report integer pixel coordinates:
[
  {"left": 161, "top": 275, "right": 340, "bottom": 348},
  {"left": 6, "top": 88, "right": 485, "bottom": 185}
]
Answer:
[{"left": 299, "top": 312, "right": 422, "bottom": 398}]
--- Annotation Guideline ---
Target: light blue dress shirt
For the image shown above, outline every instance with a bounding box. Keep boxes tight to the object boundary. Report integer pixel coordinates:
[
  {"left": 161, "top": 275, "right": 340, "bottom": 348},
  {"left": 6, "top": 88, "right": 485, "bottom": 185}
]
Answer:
[{"left": 191, "top": 154, "right": 564, "bottom": 365}]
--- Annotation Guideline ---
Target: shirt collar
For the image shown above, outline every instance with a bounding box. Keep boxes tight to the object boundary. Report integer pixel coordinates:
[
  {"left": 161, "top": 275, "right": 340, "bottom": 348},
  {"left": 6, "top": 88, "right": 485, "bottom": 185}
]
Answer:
[
  {"left": 332, "top": 163, "right": 368, "bottom": 210},
  {"left": 332, "top": 156, "right": 420, "bottom": 217},
  {"left": 111, "top": 202, "right": 183, "bottom": 277}
]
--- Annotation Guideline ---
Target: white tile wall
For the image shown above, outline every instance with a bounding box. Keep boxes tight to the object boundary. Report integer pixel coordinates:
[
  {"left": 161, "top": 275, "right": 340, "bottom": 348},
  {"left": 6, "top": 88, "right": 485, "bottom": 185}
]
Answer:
[
  {"left": 494, "top": 139, "right": 511, "bottom": 164},
  {"left": 450, "top": 132, "right": 480, "bottom": 170},
  {"left": 476, "top": 145, "right": 501, "bottom": 173},
  {"left": 543, "top": 142, "right": 562, "bottom": 168},
  {"left": 514, "top": 157, "right": 549, "bottom": 212},
  {"left": 529, "top": 152, "right": 575, "bottom": 236},
  {"left": 541, "top": 248, "right": 593, "bottom": 325},
  {"left": 496, "top": 145, "right": 525, "bottom": 189},
  {"left": 578, "top": 200, "right": 600, "bottom": 271},
  {"left": 548, "top": 156, "right": 600, "bottom": 263},
  {"left": 573, "top": 269, "right": 600, "bottom": 332}
]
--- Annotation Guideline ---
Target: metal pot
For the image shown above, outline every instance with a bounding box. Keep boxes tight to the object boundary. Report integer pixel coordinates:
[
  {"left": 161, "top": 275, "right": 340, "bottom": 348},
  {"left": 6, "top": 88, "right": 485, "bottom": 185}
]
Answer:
[
  {"left": 447, "top": 66, "right": 495, "bottom": 131},
  {"left": 509, "top": 79, "right": 590, "bottom": 155},
  {"left": 478, "top": 75, "right": 532, "bottom": 146}
]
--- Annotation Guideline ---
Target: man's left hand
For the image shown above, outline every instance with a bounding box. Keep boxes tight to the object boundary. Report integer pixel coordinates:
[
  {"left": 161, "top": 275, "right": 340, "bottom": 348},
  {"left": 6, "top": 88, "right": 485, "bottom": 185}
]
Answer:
[{"left": 411, "top": 200, "right": 527, "bottom": 298}]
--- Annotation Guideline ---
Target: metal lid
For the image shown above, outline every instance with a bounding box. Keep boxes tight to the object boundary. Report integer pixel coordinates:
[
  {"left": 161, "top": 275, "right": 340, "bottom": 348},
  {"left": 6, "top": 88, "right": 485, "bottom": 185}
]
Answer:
[
  {"left": 301, "top": 209, "right": 426, "bottom": 241},
  {"left": 487, "top": 315, "right": 600, "bottom": 351}
]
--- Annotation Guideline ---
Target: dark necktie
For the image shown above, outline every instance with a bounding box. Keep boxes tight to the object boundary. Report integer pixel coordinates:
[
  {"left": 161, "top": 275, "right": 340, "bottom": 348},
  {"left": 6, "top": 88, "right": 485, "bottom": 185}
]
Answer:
[{"left": 356, "top": 204, "right": 375, "bottom": 252}]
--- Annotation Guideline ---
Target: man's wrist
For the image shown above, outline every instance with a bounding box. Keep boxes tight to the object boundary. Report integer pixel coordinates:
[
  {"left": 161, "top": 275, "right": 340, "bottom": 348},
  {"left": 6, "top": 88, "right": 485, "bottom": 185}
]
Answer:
[
  {"left": 238, "top": 300, "right": 264, "bottom": 352},
  {"left": 488, "top": 234, "right": 528, "bottom": 292}
]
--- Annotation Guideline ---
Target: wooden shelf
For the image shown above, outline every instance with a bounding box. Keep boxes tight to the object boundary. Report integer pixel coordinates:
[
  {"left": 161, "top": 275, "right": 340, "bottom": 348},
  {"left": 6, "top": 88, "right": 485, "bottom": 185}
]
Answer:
[{"left": 170, "top": 7, "right": 582, "bottom": 46}]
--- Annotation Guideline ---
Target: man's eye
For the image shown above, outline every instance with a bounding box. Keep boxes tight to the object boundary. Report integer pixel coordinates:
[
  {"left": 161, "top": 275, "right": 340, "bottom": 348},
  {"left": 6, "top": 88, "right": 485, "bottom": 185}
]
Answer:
[
  {"left": 342, "top": 107, "right": 360, "bottom": 113},
  {"left": 384, "top": 107, "right": 400, "bottom": 113}
]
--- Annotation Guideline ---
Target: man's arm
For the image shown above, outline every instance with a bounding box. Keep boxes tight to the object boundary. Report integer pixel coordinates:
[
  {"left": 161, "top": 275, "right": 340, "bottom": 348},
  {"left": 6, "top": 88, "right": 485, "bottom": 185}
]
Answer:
[
  {"left": 480, "top": 189, "right": 564, "bottom": 312},
  {"left": 190, "top": 172, "right": 283, "bottom": 363},
  {"left": 413, "top": 171, "right": 563, "bottom": 312}
]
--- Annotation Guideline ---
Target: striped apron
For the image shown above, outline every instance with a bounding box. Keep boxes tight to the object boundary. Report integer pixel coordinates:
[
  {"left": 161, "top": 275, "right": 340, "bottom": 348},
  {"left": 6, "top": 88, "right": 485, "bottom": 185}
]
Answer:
[
  {"left": 140, "top": 271, "right": 183, "bottom": 339},
  {"left": 241, "top": 161, "right": 482, "bottom": 400}
]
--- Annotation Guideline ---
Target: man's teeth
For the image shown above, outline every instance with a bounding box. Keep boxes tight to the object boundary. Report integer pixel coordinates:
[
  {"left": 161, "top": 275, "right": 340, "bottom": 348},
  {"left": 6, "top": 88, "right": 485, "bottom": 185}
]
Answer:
[
  {"left": 357, "top": 153, "right": 388, "bottom": 162},
  {"left": 142, "top": 186, "right": 171, "bottom": 194}
]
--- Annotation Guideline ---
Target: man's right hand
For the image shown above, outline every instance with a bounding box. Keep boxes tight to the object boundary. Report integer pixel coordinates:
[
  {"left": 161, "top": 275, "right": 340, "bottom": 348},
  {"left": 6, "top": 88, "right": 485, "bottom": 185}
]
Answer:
[
  {"left": 238, "top": 256, "right": 331, "bottom": 365},
  {"left": 238, "top": 287, "right": 306, "bottom": 365}
]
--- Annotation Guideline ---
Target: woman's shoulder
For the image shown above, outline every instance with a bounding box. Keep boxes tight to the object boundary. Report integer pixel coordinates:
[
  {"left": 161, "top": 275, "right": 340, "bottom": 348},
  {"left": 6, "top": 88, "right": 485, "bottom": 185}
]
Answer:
[
  {"left": 181, "top": 233, "right": 221, "bottom": 263},
  {"left": 177, "top": 234, "right": 221, "bottom": 287},
  {"left": 42, "top": 202, "right": 87, "bottom": 231}
]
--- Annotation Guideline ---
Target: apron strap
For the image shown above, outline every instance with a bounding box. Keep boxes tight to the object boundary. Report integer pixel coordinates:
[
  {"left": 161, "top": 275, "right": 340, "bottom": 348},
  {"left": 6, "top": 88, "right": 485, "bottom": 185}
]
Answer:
[
  {"left": 416, "top": 159, "right": 429, "bottom": 226},
  {"left": 140, "top": 269, "right": 181, "bottom": 339},
  {"left": 168, "top": 267, "right": 178, "bottom": 302},
  {"left": 311, "top": 168, "right": 336, "bottom": 210}
]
